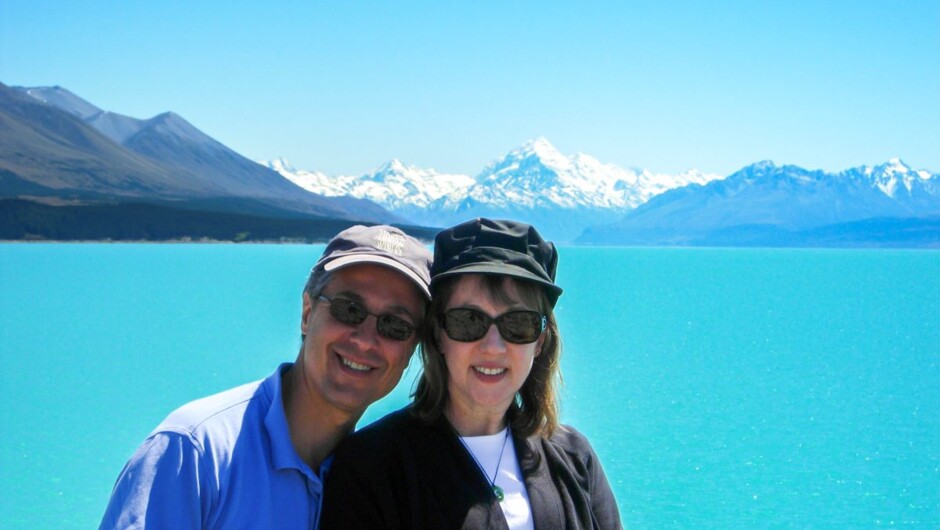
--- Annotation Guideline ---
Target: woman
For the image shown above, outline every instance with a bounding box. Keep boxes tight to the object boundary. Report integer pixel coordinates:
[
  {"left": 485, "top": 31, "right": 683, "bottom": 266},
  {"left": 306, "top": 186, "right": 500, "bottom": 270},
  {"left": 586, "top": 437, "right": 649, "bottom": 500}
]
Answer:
[{"left": 320, "top": 218, "right": 622, "bottom": 530}]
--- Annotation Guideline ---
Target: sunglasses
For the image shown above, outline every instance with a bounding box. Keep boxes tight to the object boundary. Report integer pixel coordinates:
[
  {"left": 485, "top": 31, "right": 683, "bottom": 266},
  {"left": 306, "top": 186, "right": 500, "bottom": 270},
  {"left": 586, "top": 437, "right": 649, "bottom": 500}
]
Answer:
[
  {"left": 317, "top": 294, "right": 416, "bottom": 342},
  {"left": 442, "top": 308, "right": 547, "bottom": 344}
]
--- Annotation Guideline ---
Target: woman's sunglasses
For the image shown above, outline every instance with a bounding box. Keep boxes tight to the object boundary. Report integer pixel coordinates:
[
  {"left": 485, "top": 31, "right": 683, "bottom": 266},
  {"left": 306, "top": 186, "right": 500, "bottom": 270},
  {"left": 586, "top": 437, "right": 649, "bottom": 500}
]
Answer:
[
  {"left": 317, "top": 294, "right": 416, "bottom": 341},
  {"left": 442, "top": 308, "right": 546, "bottom": 344}
]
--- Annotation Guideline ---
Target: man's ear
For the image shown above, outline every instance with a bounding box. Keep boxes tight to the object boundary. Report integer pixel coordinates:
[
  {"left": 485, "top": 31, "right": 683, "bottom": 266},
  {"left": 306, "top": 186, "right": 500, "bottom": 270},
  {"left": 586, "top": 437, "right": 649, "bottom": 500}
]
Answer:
[{"left": 301, "top": 292, "right": 313, "bottom": 335}]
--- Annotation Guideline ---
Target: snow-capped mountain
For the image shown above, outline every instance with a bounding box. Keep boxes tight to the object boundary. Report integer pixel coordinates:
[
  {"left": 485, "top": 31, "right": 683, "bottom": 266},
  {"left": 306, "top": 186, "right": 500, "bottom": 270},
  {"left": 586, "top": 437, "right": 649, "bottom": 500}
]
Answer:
[
  {"left": 444, "top": 137, "right": 716, "bottom": 211},
  {"left": 578, "top": 159, "right": 940, "bottom": 246},
  {"left": 855, "top": 157, "right": 936, "bottom": 197},
  {"left": 264, "top": 138, "right": 938, "bottom": 246},
  {"left": 261, "top": 158, "right": 474, "bottom": 213},
  {"left": 264, "top": 138, "right": 721, "bottom": 241},
  {"left": 841, "top": 158, "right": 940, "bottom": 214}
]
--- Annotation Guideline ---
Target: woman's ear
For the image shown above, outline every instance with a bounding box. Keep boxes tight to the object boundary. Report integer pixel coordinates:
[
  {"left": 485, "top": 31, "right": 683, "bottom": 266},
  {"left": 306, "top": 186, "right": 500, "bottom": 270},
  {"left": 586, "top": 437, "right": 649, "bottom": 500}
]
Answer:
[
  {"left": 534, "top": 325, "right": 548, "bottom": 356},
  {"left": 434, "top": 325, "right": 445, "bottom": 356}
]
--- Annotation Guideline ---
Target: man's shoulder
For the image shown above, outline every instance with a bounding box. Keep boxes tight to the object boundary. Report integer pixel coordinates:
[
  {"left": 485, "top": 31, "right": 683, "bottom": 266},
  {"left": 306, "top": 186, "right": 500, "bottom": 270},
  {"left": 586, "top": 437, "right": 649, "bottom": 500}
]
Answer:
[{"left": 155, "top": 377, "right": 268, "bottom": 442}]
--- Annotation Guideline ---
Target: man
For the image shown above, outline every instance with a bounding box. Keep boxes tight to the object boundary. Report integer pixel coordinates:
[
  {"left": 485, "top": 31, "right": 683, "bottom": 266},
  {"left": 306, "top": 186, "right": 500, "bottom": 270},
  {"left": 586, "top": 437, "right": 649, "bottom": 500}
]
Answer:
[{"left": 99, "top": 225, "right": 432, "bottom": 529}]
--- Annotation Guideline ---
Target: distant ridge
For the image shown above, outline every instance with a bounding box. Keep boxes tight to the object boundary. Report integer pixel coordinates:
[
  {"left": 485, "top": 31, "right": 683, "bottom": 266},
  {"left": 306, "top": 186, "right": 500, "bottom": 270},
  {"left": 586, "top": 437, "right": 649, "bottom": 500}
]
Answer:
[
  {"left": 1, "top": 82, "right": 416, "bottom": 242},
  {"left": 577, "top": 160, "right": 940, "bottom": 246},
  {"left": 0, "top": 198, "right": 436, "bottom": 243},
  {"left": 0, "top": 82, "right": 191, "bottom": 197},
  {"left": 5, "top": 83, "right": 399, "bottom": 222}
]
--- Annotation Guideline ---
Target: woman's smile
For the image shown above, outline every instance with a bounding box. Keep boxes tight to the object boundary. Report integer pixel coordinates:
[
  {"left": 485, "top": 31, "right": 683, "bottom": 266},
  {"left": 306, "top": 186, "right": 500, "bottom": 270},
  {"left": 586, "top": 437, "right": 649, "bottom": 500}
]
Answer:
[
  {"left": 473, "top": 365, "right": 507, "bottom": 377},
  {"left": 441, "top": 274, "right": 544, "bottom": 435}
]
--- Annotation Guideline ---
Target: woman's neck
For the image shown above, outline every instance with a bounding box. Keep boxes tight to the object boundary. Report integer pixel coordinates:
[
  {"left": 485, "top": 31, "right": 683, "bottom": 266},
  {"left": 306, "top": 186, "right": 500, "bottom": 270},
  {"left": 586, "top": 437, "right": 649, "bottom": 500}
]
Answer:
[{"left": 444, "top": 400, "right": 508, "bottom": 436}]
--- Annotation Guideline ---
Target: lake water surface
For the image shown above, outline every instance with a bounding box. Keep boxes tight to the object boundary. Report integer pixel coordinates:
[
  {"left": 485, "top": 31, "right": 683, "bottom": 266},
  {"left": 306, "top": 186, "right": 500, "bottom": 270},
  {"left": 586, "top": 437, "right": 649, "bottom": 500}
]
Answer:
[{"left": 2, "top": 244, "right": 938, "bottom": 528}]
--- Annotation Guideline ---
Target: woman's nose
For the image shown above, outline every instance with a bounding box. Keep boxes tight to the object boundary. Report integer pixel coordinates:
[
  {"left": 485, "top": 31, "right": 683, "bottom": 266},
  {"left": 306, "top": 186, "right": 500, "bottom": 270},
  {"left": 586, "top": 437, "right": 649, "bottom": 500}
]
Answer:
[{"left": 479, "top": 322, "right": 507, "bottom": 353}]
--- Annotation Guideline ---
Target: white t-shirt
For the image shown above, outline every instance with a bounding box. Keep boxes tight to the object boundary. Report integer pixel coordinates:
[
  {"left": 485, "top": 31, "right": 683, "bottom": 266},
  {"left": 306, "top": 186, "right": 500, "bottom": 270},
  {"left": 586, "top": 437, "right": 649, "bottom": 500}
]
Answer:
[{"left": 460, "top": 428, "right": 535, "bottom": 530}]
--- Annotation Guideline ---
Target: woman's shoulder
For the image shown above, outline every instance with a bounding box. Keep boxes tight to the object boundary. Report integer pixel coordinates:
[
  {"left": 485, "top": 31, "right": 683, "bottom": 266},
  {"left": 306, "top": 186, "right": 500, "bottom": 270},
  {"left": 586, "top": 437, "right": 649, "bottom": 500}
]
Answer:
[
  {"left": 335, "top": 407, "right": 434, "bottom": 457},
  {"left": 528, "top": 425, "right": 611, "bottom": 491},
  {"left": 537, "top": 424, "right": 600, "bottom": 460}
]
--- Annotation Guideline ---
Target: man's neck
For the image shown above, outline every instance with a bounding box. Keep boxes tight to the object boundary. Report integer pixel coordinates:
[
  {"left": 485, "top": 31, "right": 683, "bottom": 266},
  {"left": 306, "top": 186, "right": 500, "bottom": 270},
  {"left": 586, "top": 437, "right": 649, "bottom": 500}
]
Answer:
[{"left": 280, "top": 365, "right": 361, "bottom": 471}]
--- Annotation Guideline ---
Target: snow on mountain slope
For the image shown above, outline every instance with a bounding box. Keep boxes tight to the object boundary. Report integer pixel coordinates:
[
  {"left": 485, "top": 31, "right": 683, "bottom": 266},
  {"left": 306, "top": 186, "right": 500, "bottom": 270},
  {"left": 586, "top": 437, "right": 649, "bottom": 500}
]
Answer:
[
  {"left": 261, "top": 158, "right": 474, "bottom": 210},
  {"left": 263, "top": 138, "right": 722, "bottom": 240},
  {"left": 578, "top": 159, "right": 940, "bottom": 245},
  {"left": 846, "top": 158, "right": 939, "bottom": 198},
  {"left": 449, "top": 137, "right": 719, "bottom": 211}
]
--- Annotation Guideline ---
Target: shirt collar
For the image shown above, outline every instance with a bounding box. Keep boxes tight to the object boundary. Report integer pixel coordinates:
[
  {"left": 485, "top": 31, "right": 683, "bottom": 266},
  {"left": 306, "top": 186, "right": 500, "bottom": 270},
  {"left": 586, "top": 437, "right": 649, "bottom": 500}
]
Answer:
[
  {"left": 262, "top": 362, "right": 337, "bottom": 479},
  {"left": 263, "top": 363, "right": 308, "bottom": 472}
]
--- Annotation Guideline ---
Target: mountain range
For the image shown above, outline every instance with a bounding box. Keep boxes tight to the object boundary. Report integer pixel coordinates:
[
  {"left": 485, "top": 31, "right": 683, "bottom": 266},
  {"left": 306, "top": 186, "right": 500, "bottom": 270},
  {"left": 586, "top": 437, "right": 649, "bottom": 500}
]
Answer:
[
  {"left": 1, "top": 83, "right": 399, "bottom": 214},
  {"left": 3, "top": 82, "right": 938, "bottom": 246},
  {"left": 264, "top": 142, "right": 940, "bottom": 246},
  {"left": 579, "top": 159, "right": 940, "bottom": 246},
  {"left": 263, "top": 138, "right": 722, "bottom": 242},
  {"left": 0, "top": 82, "right": 428, "bottom": 241}
]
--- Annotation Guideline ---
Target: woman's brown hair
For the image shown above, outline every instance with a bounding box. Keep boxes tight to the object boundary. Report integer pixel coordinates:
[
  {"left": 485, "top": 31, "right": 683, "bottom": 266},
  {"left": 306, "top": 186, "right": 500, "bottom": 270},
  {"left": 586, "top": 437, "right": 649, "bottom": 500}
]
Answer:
[{"left": 411, "top": 273, "right": 562, "bottom": 438}]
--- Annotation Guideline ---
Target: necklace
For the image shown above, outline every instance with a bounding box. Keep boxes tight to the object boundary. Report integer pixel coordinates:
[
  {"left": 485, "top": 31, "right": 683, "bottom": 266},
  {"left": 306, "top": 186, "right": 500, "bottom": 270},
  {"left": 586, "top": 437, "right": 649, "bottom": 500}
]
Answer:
[{"left": 456, "top": 426, "right": 511, "bottom": 502}]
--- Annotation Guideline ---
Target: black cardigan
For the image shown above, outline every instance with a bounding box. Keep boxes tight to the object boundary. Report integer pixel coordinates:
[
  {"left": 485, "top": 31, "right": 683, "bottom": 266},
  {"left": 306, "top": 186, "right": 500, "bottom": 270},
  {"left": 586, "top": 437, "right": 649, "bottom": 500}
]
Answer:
[{"left": 320, "top": 408, "right": 623, "bottom": 530}]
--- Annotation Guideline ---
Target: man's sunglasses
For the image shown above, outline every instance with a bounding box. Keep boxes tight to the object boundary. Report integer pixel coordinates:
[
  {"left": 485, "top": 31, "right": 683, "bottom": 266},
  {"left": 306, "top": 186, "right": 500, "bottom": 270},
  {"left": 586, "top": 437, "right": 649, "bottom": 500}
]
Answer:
[
  {"left": 317, "top": 294, "right": 416, "bottom": 342},
  {"left": 442, "top": 308, "right": 546, "bottom": 344}
]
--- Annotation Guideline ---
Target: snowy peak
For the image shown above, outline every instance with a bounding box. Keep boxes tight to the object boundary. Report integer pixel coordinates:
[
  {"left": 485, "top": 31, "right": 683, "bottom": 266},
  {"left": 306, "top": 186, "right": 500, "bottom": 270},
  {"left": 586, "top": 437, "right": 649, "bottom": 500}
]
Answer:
[
  {"left": 375, "top": 158, "right": 409, "bottom": 174},
  {"left": 467, "top": 139, "right": 723, "bottom": 210},
  {"left": 264, "top": 157, "right": 475, "bottom": 210},
  {"left": 717, "top": 158, "right": 940, "bottom": 200},
  {"left": 267, "top": 138, "right": 724, "bottom": 223},
  {"left": 884, "top": 157, "right": 910, "bottom": 172},
  {"left": 734, "top": 160, "right": 778, "bottom": 178},
  {"left": 750, "top": 160, "right": 778, "bottom": 171},
  {"left": 579, "top": 157, "right": 940, "bottom": 245},
  {"left": 729, "top": 161, "right": 844, "bottom": 188},
  {"left": 361, "top": 160, "right": 474, "bottom": 201},
  {"left": 367, "top": 159, "right": 422, "bottom": 182},
  {"left": 267, "top": 157, "right": 296, "bottom": 173},
  {"left": 259, "top": 159, "right": 337, "bottom": 195},
  {"left": 513, "top": 137, "right": 572, "bottom": 170},
  {"left": 479, "top": 137, "right": 572, "bottom": 183},
  {"left": 847, "top": 157, "right": 937, "bottom": 198},
  {"left": 265, "top": 141, "right": 936, "bottom": 244}
]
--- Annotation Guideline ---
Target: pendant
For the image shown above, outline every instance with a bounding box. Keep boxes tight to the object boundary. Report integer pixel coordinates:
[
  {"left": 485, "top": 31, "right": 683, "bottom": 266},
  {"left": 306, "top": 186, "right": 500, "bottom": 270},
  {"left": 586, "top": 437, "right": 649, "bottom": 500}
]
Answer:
[{"left": 493, "top": 485, "right": 505, "bottom": 502}]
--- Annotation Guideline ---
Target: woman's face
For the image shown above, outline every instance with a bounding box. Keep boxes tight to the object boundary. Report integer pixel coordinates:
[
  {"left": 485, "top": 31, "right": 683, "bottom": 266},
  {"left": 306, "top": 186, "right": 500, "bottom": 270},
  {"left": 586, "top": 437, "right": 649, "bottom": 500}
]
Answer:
[{"left": 440, "top": 274, "right": 545, "bottom": 424}]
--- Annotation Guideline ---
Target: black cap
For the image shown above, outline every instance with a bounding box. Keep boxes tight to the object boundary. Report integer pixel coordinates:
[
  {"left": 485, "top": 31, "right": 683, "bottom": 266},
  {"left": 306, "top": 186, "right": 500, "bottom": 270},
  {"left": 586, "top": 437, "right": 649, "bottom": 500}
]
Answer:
[
  {"left": 313, "top": 225, "right": 432, "bottom": 299},
  {"left": 431, "top": 218, "right": 562, "bottom": 307}
]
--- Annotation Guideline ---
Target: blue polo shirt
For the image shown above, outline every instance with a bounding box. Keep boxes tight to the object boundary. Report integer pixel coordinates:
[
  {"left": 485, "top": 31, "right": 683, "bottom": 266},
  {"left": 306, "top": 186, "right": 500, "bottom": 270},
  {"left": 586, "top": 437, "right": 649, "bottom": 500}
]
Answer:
[{"left": 99, "top": 363, "right": 332, "bottom": 530}]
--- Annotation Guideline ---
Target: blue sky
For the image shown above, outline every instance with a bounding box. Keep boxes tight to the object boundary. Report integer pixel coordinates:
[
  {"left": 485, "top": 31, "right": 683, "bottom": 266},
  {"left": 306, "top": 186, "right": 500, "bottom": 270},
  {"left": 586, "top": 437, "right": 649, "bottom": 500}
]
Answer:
[{"left": 2, "top": 0, "right": 938, "bottom": 176}]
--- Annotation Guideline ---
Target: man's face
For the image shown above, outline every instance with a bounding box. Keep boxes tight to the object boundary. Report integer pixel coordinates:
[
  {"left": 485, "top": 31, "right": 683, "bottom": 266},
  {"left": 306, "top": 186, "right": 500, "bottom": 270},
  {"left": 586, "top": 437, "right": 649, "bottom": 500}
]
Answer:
[{"left": 298, "top": 264, "right": 425, "bottom": 417}]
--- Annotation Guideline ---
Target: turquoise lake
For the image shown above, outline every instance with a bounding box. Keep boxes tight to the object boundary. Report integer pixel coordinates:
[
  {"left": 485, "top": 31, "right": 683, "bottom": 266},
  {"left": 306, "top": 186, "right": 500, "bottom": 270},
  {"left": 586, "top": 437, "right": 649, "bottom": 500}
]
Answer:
[{"left": 1, "top": 244, "right": 938, "bottom": 529}]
